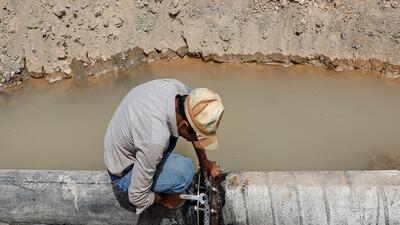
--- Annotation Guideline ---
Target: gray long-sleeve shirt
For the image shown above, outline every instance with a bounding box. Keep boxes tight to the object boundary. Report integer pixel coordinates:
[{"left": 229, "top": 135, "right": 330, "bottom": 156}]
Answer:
[{"left": 104, "top": 79, "right": 191, "bottom": 214}]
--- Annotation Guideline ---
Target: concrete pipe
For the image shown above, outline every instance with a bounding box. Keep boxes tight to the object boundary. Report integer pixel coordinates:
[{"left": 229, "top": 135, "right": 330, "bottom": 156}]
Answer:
[
  {"left": 0, "top": 170, "right": 399, "bottom": 225},
  {"left": 0, "top": 170, "right": 187, "bottom": 225},
  {"left": 222, "top": 171, "right": 400, "bottom": 225}
]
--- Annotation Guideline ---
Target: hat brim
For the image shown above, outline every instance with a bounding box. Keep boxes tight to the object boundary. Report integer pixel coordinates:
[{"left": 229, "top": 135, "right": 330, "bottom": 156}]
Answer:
[{"left": 196, "top": 133, "right": 218, "bottom": 151}]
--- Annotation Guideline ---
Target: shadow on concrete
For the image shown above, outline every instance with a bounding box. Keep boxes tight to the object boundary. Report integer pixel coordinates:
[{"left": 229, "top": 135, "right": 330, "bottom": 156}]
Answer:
[
  {"left": 111, "top": 185, "right": 194, "bottom": 224},
  {"left": 137, "top": 202, "right": 194, "bottom": 225},
  {"left": 111, "top": 185, "right": 136, "bottom": 213}
]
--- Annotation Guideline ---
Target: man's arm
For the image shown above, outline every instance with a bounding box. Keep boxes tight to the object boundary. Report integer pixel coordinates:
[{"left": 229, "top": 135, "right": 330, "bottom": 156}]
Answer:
[
  {"left": 128, "top": 142, "right": 184, "bottom": 213},
  {"left": 128, "top": 142, "right": 164, "bottom": 214},
  {"left": 192, "top": 141, "right": 220, "bottom": 178}
]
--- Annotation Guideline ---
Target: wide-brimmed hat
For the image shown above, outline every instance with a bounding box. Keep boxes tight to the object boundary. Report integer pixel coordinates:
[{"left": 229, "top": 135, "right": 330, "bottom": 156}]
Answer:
[{"left": 184, "top": 88, "right": 224, "bottom": 150}]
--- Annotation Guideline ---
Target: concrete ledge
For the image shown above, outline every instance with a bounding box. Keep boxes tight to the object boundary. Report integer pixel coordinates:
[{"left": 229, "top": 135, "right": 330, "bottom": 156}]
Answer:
[
  {"left": 1, "top": 170, "right": 399, "bottom": 225},
  {"left": 0, "top": 170, "right": 187, "bottom": 225},
  {"left": 222, "top": 170, "right": 400, "bottom": 225}
]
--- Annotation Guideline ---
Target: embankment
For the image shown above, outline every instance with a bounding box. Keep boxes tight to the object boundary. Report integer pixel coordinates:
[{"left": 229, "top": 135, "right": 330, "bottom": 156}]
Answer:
[{"left": 0, "top": 0, "right": 400, "bottom": 88}]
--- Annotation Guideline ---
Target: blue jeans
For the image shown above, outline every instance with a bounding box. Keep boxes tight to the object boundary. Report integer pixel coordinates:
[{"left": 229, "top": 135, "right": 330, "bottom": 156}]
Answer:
[{"left": 108, "top": 152, "right": 195, "bottom": 193}]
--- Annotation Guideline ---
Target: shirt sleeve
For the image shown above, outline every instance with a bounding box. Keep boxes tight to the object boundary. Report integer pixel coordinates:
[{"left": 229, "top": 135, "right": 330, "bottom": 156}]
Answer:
[
  {"left": 128, "top": 142, "right": 164, "bottom": 214},
  {"left": 163, "top": 79, "right": 192, "bottom": 94},
  {"left": 184, "top": 84, "right": 192, "bottom": 94}
]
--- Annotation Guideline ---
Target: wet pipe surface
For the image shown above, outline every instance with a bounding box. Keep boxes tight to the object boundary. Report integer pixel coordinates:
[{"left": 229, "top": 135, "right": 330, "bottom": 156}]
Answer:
[{"left": 184, "top": 172, "right": 222, "bottom": 225}]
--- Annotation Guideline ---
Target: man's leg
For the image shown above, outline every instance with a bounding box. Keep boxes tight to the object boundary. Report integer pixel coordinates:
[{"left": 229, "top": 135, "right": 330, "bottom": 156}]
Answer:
[
  {"left": 108, "top": 168, "right": 133, "bottom": 192},
  {"left": 152, "top": 152, "right": 195, "bottom": 193},
  {"left": 108, "top": 152, "right": 195, "bottom": 193}
]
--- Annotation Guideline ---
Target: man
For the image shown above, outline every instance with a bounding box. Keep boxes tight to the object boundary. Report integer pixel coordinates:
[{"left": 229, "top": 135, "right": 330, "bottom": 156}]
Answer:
[{"left": 104, "top": 79, "right": 224, "bottom": 214}]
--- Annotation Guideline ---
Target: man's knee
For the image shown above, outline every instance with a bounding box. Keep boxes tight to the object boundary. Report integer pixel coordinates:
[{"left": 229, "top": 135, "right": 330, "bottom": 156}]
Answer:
[
  {"left": 153, "top": 153, "right": 195, "bottom": 193},
  {"left": 179, "top": 156, "right": 195, "bottom": 188}
]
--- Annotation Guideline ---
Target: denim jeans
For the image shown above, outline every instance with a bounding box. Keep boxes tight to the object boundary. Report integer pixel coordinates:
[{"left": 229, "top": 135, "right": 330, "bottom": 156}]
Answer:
[{"left": 108, "top": 152, "right": 195, "bottom": 193}]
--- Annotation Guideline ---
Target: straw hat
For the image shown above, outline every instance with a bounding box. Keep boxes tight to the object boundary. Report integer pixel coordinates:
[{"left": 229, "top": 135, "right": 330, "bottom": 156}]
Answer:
[{"left": 184, "top": 88, "right": 224, "bottom": 150}]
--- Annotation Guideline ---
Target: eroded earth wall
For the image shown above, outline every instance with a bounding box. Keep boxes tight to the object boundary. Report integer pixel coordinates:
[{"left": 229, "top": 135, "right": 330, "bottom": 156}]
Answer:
[{"left": 0, "top": 0, "right": 400, "bottom": 86}]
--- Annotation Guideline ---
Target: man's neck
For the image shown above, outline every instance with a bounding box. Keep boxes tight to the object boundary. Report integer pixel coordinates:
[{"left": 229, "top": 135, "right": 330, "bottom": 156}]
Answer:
[{"left": 175, "top": 96, "right": 182, "bottom": 125}]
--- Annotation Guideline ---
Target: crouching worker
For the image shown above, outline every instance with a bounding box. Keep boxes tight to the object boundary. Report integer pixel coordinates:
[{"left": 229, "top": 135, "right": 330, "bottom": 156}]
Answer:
[{"left": 104, "top": 79, "right": 224, "bottom": 214}]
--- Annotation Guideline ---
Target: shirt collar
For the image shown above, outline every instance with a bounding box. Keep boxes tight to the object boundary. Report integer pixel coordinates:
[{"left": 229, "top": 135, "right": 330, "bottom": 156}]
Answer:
[{"left": 167, "top": 94, "right": 179, "bottom": 137}]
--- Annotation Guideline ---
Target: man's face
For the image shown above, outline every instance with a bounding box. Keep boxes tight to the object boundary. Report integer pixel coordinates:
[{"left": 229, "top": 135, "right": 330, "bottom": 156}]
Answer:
[{"left": 177, "top": 120, "right": 198, "bottom": 141}]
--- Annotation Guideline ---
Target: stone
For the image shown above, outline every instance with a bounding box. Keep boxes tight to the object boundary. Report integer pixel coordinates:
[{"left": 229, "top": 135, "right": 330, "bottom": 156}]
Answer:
[
  {"left": 294, "top": 26, "right": 304, "bottom": 35},
  {"left": 223, "top": 43, "right": 229, "bottom": 51},
  {"left": 3, "top": 71, "right": 11, "bottom": 82},
  {"left": 8, "top": 17, "right": 20, "bottom": 33},
  {"left": 103, "top": 20, "right": 109, "bottom": 27},
  {"left": 27, "top": 19, "right": 42, "bottom": 29},
  {"left": 81, "top": 3, "right": 89, "bottom": 9},
  {"left": 392, "top": 31, "right": 400, "bottom": 44},
  {"left": 262, "top": 30, "right": 268, "bottom": 39},
  {"left": 168, "top": 7, "right": 180, "bottom": 16},
  {"left": 47, "top": 76, "right": 63, "bottom": 83},
  {"left": 279, "top": 0, "right": 288, "bottom": 7},
  {"left": 71, "top": 5, "right": 79, "bottom": 12},
  {"left": 88, "top": 19, "right": 99, "bottom": 30},
  {"left": 172, "top": 0, "right": 180, "bottom": 8},
  {"left": 293, "top": 0, "right": 305, "bottom": 5},
  {"left": 94, "top": 7, "right": 102, "bottom": 17},
  {"left": 56, "top": 47, "right": 67, "bottom": 59},
  {"left": 113, "top": 16, "right": 124, "bottom": 28},
  {"left": 352, "top": 44, "right": 361, "bottom": 49},
  {"left": 168, "top": 0, "right": 181, "bottom": 16},
  {"left": 77, "top": 19, "right": 84, "bottom": 26},
  {"left": 219, "top": 28, "right": 232, "bottom": 42},
  {"left": 54, "top": 7, "right": 66, "bottom": 19},
  {"left": 137, "top": 0, "right": 149, "bottom": 9}
]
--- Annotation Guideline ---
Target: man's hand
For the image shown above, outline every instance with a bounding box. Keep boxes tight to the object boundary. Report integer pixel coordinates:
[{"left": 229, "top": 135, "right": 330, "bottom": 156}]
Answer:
[
  {"left": 155, "top": 193, "right": 184, "bottom": 209},
  {"left": 192, "top": 140, "right": 220, "bottom": 178},
  {"left": 201, "top": 159, "right": 220, "bottom": 178}
]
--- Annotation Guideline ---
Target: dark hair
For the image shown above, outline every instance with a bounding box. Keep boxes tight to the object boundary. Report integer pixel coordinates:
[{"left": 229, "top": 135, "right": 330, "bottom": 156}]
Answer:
[
  {"left": 177, "top": 95, "right": 197, "bottom": 135},
  {"left": 177, "top": 95, "right": 187, "bottom": 119}
]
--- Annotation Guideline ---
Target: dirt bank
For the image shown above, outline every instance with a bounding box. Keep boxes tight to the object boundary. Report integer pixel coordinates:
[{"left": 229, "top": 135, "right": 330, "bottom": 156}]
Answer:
[
  {"left": 0, "top": 0, "right": 399, "bottom": 87},
  {"left": 370, "top": 153, "right": 400, "bottom": 170}
]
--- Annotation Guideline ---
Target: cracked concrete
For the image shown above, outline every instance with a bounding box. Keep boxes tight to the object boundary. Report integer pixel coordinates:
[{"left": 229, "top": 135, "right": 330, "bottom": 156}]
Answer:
[
  {"left": 0, "top": 0, "right": 399, "bottom": 88},
  {"left": 222, "top": 171, "right": 400, "bottom": 225},
  {"left": 1, "top": 170, "right": 399, "bottom": 224}
]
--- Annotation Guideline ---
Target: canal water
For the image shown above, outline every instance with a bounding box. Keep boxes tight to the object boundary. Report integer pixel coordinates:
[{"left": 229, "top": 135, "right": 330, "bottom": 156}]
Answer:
[{"left": 0, "top": 58, "right": 399, "bottom": 171}]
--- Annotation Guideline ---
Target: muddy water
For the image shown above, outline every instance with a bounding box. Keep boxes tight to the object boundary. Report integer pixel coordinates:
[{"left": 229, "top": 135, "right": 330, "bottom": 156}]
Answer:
[{"left": 1, "top": 58, "right": 399, "bottom": 171}]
